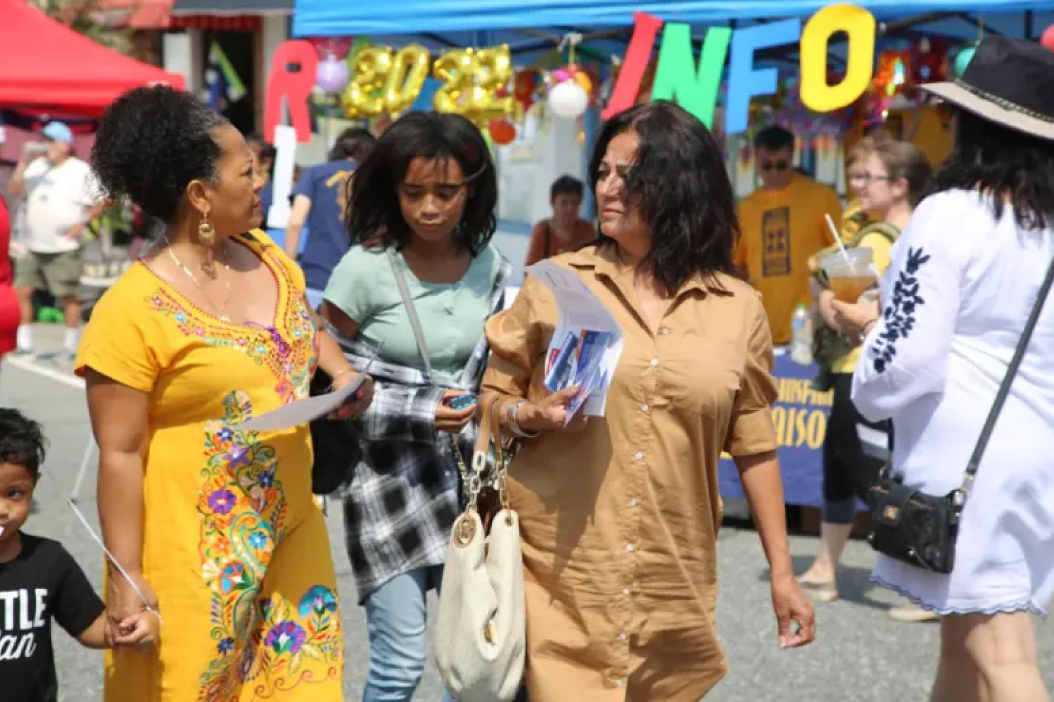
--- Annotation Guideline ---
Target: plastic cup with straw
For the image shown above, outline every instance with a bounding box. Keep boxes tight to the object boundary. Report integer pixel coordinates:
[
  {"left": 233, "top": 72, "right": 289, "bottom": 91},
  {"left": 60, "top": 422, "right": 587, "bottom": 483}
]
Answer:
[{"left": 818, "top": 214, "right": 876, "bottom": 303}]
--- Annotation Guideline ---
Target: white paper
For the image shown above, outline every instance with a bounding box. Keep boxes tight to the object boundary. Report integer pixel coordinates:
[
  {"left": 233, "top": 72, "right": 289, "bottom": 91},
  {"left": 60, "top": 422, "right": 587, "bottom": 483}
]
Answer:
[
  {"left": 525, "top": 260, "right": 624, "bottom": 417},
  {"left": 237, "top": 344, "right": 382, "bottom": 433}
]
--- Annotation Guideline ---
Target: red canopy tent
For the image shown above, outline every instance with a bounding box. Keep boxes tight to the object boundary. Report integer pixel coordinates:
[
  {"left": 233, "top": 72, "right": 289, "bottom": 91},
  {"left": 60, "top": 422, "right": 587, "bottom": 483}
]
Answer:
[{"left": 0, "top": 0, "right": 186, "bottom": 117}]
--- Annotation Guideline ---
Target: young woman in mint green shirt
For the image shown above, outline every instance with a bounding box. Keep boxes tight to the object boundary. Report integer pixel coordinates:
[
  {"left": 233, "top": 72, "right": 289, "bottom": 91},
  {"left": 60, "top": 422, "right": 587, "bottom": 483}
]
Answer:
[{"left": 320, "top": 112, "right": 510, "bottom": 702}]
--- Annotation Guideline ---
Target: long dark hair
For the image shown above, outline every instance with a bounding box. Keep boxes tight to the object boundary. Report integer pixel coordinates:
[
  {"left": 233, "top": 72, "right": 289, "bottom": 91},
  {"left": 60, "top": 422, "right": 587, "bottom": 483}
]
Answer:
[
  {"left": 926, "top": 109, "right": 1054, "bottom": 230},
  {"left": 588, "top": 101, "right": 738, "bottom": 292},
  {"left": 346, "top": 112, "right": 497, "bottom": 255}
]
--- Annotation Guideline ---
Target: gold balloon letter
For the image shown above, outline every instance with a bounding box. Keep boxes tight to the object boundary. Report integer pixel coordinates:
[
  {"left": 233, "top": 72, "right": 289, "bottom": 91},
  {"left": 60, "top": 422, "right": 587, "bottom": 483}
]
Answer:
[
  {"left": 433, "top": 49, "right": 476, "bottom": 115},
  {"left": 384, "top": 44, "right": 431, "bottom": 115},
  {"left": 471, "top": 44, "right": 514, "bottom": 123},
  {"left": 342, "top": 47, "right": 393, "bottom": 117},
  {"left": 800, "top": 3, "right": 875, "bottom": 112}
]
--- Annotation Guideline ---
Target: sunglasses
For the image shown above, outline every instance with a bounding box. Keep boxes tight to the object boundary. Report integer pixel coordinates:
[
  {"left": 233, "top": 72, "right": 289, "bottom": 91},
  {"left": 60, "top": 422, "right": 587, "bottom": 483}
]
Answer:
[{"left": 760, "top": 160, "right": 790, "bottom": 173}]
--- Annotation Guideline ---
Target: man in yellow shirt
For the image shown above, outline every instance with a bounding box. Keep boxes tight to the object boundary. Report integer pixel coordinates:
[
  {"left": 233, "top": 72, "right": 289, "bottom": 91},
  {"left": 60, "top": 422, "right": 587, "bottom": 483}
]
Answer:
[{"left": 735, "top": 126, "right": 842, "bottom": 345}]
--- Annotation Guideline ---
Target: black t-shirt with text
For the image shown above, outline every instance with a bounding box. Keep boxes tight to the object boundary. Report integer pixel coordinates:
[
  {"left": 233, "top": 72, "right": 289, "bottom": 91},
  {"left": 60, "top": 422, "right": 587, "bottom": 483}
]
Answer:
[{"left": 0, "top": 533, "right": 105, "bottom": 702}]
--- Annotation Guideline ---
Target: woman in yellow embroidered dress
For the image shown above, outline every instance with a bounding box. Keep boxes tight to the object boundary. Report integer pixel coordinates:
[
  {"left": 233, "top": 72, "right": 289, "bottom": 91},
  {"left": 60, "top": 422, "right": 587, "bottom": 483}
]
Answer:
[{"left": 75, "top": 87, "right": 373, "bottom": 701}]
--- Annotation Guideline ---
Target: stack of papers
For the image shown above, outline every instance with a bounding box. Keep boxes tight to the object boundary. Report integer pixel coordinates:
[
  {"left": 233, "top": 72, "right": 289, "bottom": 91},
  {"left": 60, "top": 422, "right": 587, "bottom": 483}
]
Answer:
[
  {"left": 235, "top": 343, "right": 382, "bottom": 433},
  {"left": 525, "top": 260, "right": 624, "bottom": 422}
]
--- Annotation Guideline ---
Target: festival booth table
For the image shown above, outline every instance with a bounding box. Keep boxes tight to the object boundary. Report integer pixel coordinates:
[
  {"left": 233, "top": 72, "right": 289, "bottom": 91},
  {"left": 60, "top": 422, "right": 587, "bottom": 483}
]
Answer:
[{"left": 717, "top": 351, "right": 831, "bottom": 507}]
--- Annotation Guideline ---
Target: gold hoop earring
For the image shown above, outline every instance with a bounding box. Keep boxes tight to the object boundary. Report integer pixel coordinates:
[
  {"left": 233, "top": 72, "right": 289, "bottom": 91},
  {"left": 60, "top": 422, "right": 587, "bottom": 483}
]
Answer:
[{"left": 198, "top": 213, "right": 216, "bottom": 246}]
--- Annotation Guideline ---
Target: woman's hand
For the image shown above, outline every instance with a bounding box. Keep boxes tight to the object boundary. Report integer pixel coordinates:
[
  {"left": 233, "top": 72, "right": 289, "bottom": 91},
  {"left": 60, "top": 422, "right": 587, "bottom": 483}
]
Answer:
[
  {"left": 770, "top": 572, "right": 815, "bottom": 648},
  {"left": 436, "top": 389, "right": 476, "bottom": 434},
  {"left": 516, "top": 386, "right": 589, "bottom": 434},
  {"left": 817, "top": 289, "right": 842, "bottom": 333},
  {"left": 831, "top": 298, "right": 881, "bottom": 345},
  {"left": 106, "top": 573, "right": 159, "bottom": 652},
  {"left": 331, "top": 368, "right": 374, "bottom": 419}
]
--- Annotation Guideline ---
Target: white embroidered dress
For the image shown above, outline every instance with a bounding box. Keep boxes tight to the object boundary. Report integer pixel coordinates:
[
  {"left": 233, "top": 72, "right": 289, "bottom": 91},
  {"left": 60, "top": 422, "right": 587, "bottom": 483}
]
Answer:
[{"left": 853, "top": 190, "right": 1054, "bottom": 616}]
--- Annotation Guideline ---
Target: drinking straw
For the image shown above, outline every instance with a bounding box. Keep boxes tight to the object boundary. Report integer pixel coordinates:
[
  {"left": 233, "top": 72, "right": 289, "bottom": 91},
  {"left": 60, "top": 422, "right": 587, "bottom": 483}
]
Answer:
[{"left": 824, "top": 214, "right": 852, "bottom": 265}]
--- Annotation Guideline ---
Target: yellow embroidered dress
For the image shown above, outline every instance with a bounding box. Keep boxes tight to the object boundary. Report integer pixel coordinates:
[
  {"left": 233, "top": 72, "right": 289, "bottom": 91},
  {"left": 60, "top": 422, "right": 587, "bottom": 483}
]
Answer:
[{"left": 75, "top": 230, "right": 343, "bottom": 702}]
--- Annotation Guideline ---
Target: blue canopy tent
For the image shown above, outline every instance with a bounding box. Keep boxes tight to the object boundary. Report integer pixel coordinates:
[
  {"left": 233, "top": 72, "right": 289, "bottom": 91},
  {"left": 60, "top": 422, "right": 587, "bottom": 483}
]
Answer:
[
  {"left": 293, "top": 1, "right": 1053, "bottom": 47},
  {"left": 292, "top": 2, "right": 1054, "bottom": 85}
]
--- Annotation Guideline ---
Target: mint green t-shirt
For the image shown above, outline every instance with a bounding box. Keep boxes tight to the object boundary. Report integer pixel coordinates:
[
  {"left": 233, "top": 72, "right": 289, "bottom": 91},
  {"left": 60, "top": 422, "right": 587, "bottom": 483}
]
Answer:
[{"left": 323, "top": 245, "right": 500, "bottom": 384}]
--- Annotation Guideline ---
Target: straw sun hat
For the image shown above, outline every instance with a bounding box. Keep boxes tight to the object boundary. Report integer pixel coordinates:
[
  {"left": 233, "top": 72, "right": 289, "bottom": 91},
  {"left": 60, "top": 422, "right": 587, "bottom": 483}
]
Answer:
[{"left": 921, "top": 36, "right": 1054, "bottom": 141}]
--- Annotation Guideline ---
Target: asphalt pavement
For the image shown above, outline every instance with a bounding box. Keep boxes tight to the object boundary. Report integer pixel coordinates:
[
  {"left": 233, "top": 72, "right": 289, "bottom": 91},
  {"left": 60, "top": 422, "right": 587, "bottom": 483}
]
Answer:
[{"left": 3, "top": 325, "right": 1054, "bottom": 702}]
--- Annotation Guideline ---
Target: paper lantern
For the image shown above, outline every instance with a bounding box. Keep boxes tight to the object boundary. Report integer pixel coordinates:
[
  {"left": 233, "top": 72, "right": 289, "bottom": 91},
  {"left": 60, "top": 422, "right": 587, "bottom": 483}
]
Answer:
[
  {"left": 548, "top": 81, "right": 588, "bottom": 119},
  {"left": 316, "top": 54, "right": 350, "bottom": 94}
]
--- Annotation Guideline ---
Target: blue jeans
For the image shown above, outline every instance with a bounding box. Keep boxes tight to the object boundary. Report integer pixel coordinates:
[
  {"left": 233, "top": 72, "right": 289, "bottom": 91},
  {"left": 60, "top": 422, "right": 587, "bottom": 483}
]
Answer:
[{"left": 363, "top": 565, "right": 455, "bottom": 702}]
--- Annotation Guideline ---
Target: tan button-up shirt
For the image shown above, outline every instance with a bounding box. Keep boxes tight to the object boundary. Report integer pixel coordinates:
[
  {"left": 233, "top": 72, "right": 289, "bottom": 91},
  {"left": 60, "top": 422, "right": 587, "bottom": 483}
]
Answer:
[{"left": 482, "top": 244, "right": 778, "bottom": 702}]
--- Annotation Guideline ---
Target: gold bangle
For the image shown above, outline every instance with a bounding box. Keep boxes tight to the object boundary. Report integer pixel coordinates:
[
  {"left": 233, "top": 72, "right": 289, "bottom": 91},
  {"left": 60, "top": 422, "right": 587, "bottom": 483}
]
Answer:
[{"left": 328, "top": 366, "right": 356, "bottom": 389}]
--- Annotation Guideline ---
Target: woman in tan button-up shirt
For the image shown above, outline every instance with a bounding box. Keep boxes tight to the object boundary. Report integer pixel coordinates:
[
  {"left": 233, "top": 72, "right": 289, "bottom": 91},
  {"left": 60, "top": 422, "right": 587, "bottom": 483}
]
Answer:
[{"left": 480, "top": 101, "right": 815, "bottom": 701}]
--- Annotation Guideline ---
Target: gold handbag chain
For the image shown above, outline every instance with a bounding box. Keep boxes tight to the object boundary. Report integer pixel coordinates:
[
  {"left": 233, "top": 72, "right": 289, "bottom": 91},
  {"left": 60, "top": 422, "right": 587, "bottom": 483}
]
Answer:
[{"left": 451, "top": 397, "right": 514, "bottom": 545}]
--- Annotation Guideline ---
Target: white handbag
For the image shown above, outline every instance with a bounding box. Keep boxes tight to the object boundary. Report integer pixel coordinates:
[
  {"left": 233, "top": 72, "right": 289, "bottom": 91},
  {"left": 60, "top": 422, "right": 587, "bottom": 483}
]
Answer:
[
  {"left": 386, "top": 249, "right": 527, "bottom": 701},
  {"left": 434, "top": 400, "right": 526, "bottom": 702}
]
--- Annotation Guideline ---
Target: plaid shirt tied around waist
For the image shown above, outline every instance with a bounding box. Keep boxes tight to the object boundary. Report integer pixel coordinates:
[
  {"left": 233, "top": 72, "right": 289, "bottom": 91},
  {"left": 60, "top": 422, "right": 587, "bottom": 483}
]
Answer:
[{"left": 334, "top": 256, "right": 511, "bottom": 602}]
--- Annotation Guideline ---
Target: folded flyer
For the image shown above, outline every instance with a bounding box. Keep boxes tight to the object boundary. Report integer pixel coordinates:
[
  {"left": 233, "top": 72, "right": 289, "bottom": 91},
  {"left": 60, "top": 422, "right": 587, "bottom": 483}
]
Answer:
[{"left": 526, "top": 260, "right": 623, "bottom": 421}]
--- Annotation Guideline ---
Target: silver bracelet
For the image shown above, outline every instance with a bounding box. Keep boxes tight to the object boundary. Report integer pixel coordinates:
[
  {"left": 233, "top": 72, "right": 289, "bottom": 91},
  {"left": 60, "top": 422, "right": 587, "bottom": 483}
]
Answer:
[{"left": 507, "top": 400, "right": 540, "bottom": 438}]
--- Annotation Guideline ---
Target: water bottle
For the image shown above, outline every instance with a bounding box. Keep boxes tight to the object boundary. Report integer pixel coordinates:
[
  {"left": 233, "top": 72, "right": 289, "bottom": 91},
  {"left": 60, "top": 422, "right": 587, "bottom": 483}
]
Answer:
[{"left": 790, "top": 303, "right": 813, "bottom": 366}]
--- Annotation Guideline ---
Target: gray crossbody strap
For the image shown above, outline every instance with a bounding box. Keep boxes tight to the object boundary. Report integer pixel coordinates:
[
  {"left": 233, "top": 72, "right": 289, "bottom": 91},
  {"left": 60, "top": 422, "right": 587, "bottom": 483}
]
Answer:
[{"left": 386, "top": 248, "right": 433, "bottom": 381}]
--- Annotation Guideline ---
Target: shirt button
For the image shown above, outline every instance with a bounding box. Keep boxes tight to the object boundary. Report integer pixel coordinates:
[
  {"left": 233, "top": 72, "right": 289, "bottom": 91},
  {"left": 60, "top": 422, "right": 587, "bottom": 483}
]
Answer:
[
  {"left": 633, "top": 451, "right": 644, "bottom": 461},
  {"left": 640, "top": 403, "right": 649, "bottom": 412},
  {"left": 626, "top": 543, "right": 635, "bottom": 552},
  {"left": 660, "top": 327, "right": 670, "bottom": 335},
  {"left": 622, "top": 587, "right": 631, "bottom": 595},
  {"left": 614, "top": 679, "right": 625, "bottom": 688},
  {"left": 628, "top": 498, "right": 638, "bottom": 507},
  {"left": 618, "top": 632, "right": 628, "bottom": 641},
  {"left": 650, "top": 358, "right": 659, "bottom": 367}
]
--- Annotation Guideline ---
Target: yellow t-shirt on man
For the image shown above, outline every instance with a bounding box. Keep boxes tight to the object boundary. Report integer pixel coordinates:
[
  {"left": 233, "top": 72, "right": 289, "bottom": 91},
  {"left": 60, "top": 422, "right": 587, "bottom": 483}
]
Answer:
[{"left": 735, "top": 174, "right": 843, "bottom": 344}]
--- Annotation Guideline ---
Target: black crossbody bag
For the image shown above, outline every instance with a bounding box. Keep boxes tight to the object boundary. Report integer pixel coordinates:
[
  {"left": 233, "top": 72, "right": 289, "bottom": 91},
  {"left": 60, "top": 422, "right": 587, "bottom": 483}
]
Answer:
[{"left": 867, "top": 253, "right": 1054, "bottom": 574}]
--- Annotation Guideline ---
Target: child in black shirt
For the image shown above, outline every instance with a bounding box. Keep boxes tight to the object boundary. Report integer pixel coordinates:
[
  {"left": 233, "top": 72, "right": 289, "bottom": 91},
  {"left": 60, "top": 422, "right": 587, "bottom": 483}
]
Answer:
[{"left": 0, "top": 409, "right": 159, "bottom": 702}]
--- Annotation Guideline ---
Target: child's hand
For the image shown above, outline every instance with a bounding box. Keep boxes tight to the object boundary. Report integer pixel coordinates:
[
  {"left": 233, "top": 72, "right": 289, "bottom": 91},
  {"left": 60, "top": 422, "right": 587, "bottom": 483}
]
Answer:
[{"left": 114, "top": 609, "right": 161, "bottom": 652}]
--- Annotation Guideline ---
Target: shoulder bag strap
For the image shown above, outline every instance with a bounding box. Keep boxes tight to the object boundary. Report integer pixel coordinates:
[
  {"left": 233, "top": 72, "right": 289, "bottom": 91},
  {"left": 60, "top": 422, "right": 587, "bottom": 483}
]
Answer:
[
  {"left": 386, "top": 248, "right": 433, "bottom": 381},
  {"left": 544, "top": 221, "right": 552, "bottom": 258},
  {"left": 960, "top": 253, "right": 1054, "bottom": 497}
]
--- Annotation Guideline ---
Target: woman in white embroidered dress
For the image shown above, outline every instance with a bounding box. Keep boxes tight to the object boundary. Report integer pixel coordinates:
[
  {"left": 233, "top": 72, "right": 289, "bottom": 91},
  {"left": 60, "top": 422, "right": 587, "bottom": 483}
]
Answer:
[{"left": 833, "top": 37, "right": 1054, "bottom": 702}]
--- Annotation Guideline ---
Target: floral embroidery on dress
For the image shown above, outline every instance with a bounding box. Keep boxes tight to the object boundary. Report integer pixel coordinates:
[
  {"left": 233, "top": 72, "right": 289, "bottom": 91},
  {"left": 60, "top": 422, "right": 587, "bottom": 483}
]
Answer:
[
  {"left": 196, "top": 391, "right": 341, "bottom": 701},
  {"left": 146, "top": 240, "right": 319, "bottom": 404},
  {"left": 248, "top": 586, "right": 343, "bottom": 696},
  {"left": 872, "top": 246, "right": 931, "bottom": 373}
]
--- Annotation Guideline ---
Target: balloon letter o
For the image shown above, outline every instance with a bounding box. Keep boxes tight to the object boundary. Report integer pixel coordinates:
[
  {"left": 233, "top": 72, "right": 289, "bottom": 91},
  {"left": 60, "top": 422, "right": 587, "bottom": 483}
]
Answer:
[{"left": 800, "top": 3, "right": 876, "bottom": 112}]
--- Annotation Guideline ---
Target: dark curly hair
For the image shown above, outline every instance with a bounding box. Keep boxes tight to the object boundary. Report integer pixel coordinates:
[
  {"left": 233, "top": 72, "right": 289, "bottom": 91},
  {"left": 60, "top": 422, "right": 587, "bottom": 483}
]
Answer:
[
  {"left": 0, "top": 409, "right": 45, "bottom": 479},
  {"left": 346, "top": 112, "right": 497, "bottom": 255},
  {"left": 91, "top": 86, "right": 227, "bottom": 223},
  {"left": 589, "top": 101, "right": 738, "bottom": 292},
  {"left": 329, "top": 127, "right": 376, "bottom": 163},
  {"left": 926, "top": 109, "right": 1054, "bottom": 230}
]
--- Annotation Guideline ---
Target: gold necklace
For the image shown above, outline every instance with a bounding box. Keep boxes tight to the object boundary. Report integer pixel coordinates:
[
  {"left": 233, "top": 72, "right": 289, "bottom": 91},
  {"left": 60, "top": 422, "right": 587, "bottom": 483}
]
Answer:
[{"left": 164, "top": 236, "right": 233, "bottom": 323}]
